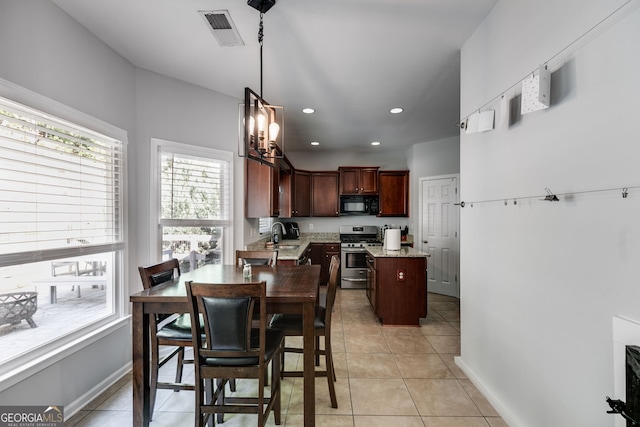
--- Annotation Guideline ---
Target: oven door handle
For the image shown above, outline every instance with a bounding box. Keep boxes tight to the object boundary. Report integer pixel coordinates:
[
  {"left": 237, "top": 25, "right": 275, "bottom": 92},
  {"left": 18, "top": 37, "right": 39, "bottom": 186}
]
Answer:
[{"left": 342, "top": 277, "right": 367, "bottom": 282}]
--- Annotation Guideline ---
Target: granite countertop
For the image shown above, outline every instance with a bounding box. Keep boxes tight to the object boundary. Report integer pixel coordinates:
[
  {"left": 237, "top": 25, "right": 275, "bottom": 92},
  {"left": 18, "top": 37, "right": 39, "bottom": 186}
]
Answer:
[
  {"left": 367, "top": 246, "right": 430, "bottom": 258},
  {"left": 246, "top": 232, "right": 340, "bottom": 261}
]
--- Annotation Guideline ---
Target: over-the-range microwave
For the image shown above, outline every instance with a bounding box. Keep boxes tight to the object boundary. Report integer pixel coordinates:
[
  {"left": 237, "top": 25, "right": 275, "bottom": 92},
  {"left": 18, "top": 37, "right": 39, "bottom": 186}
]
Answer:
[{"left": 339, "top": 195, "right": 379, "bottom": 216}]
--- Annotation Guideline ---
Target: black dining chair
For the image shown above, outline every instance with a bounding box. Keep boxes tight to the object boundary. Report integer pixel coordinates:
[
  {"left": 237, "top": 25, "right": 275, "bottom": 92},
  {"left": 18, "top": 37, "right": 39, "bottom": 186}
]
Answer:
[
  {"left": 235, "top": 250, "right": 278, "bottom": 267},
  {"left": 185, "top": 280, "right": 285, "bottom": 427},
  {"left": 269, "top": 255, "right": 340, "bottom": 408},
  {"left": 138, "top": 259, "right": 195, "bottom": 420}
]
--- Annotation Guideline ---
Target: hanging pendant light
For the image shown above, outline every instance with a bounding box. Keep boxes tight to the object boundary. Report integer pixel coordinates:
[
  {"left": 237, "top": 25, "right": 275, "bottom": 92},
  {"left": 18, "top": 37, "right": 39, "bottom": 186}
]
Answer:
[{"left": 239, "top": 0, "right": 284, "bottom": 162}]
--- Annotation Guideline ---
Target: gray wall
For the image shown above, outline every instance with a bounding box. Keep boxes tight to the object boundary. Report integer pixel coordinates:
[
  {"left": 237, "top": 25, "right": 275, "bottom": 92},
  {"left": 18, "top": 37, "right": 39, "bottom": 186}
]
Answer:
[
  {"left": 0, "top": 0, "right": 135, "bottom": 412},
  {"left": 459, "top": 1, "right": 640, "bottom": 426}
]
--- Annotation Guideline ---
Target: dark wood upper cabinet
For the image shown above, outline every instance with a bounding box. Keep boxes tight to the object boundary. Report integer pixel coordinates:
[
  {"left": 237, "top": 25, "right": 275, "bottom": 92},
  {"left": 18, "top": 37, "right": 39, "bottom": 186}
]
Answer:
[
  {"left": 310, "top": 171, "right": 339, "bottom": 217},
  {"left": 339, "top": 167, "right": 379, "bottom": 195},
  {"left": 378, "top": 170, "right": 409, "bottom": 217},
  {"left": 245, "top": 159, "right": 279, "bottom": 218},
  {"left": 292, "top": 170, "right": 311, "bottom": 217}
]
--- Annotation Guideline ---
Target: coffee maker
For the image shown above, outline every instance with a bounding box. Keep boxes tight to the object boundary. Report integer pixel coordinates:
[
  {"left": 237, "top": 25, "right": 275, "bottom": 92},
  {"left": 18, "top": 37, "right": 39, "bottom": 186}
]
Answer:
[{"left": 283, "top": 222, "right": 300, "bottom": 239}]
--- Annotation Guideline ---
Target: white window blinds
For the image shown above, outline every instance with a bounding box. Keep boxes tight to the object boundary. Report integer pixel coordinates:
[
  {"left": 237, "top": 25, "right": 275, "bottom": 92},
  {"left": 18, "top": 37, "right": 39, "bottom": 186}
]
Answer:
[
  {"left": 0, "top": 97, "right": 124, "bottom": 265},
  {"left": 160, "top": 151, "right": 231, "bottom": 226}
]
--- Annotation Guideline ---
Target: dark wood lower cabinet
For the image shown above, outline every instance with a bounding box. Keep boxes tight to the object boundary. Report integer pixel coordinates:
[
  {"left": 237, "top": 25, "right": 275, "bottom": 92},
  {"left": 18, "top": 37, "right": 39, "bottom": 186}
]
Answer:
[
  {"left": 310, "top": 243, "right": 340, "bottom": 286},
  {"left": 369, "top": 256, "right": 427, "bottom": 326}
]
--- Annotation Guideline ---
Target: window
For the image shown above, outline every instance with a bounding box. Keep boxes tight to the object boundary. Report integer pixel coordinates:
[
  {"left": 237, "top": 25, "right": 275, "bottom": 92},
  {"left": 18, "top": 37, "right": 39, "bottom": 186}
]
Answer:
[
  {"left": 0, "top": 93, "right": 126, "bottom": 373},
  {"left": 152, "top": 139, "right": 232, "bottom": 270}
]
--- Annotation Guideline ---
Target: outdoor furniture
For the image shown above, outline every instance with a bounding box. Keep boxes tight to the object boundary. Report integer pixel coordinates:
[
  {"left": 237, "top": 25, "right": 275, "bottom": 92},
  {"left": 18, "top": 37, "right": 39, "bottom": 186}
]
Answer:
[
  {"left": 0, "top": 292, "right": 38, "bottom": 328},
  {"left": 33, "top": 276, "right": 106, "bottom": 304}
]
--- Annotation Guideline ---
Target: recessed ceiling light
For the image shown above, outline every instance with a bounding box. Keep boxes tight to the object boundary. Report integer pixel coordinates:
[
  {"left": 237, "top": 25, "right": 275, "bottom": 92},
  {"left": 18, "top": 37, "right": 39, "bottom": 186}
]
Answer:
[
  {"left": 302, "top": 108, "right": 315, "bottom": 114},
  {"left": 310, "top": 141, "right": 319, "bottom": 146},
  {"left": 390, "top": 107, "right": 404, "bottom": 114},
  {"left": 371, "top": 141, "right": 381, "bottom": 146}
]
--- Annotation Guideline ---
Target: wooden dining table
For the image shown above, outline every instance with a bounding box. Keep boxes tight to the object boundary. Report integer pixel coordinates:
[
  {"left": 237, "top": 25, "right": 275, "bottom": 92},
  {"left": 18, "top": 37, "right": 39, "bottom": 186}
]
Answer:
[{"left": 130, "top": 263, "right": 321, "bottom": 427}]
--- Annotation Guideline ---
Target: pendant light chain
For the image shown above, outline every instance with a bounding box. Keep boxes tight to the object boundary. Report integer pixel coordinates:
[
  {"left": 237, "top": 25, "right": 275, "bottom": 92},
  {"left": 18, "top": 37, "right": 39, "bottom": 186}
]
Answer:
[{"left": 258, "top": 12, "right": 264, "bottom": 98}]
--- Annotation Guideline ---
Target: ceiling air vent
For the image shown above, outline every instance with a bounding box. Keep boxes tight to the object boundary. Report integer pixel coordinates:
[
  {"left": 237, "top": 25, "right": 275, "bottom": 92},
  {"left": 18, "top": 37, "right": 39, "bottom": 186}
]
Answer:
[{"left": 199, "top": 10, "right": 244, "bottom": 47}]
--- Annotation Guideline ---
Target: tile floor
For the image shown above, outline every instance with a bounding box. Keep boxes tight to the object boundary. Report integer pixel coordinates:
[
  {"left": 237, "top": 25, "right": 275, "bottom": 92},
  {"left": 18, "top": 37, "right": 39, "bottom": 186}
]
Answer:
[{"left": 67, "top": 289, "right": 507, "bottom": 427}]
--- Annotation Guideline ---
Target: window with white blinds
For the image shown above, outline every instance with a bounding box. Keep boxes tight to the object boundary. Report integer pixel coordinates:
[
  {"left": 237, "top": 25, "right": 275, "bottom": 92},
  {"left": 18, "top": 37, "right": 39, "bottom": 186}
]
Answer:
[
  {"left": 160, "top": 152, "right": 230, "bottom": 226},
  {"left": 0, "top": 97, "right": 124, "bottom": 266},
  {"left": 154, "top": 140, "right": 232, "bottom": 268}
]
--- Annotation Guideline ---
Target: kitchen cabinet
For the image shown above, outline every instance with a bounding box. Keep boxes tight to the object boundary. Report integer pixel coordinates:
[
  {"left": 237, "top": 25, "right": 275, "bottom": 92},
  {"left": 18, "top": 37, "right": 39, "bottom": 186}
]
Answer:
[
  {"left": 378, "top": 170, "right": 409, "bottom": 217},
  {"left": 310, "top": 243, "right": 340, "bottom": 286},
  {"left": 292, "top": 170, "right": 311, "bottom": 217},
  {"left": 310, "top": 171, "right": 339, "bottom": 217},
  {"left": 245, "top": 159, "right": 279, "bottom": 218},
  {"left": 369, "top": 255, "right": 426, "bottom": 325},
  {"left": 339, "top": 167, "right": 379, "bottom": 195}
]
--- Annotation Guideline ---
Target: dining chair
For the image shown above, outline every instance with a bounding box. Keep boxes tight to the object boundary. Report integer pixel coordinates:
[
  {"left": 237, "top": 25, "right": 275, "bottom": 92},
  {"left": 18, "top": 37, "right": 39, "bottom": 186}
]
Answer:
[
  {"left": 138, "top": 259, "right": 195, "bottom": 420},
  {"left": 185, "top": 280, "right": 285, "bottom": 427},
  {"left": 235, "top": 250, "right": 278, "bottom": 267},
  {"left": 269, "top": 255, "right": 340, "bottom": 408}
]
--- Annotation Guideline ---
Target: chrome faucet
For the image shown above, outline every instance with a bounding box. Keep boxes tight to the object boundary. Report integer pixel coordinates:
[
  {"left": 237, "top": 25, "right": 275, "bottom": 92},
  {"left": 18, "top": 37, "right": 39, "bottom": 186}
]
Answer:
[{"left": 271, "top": 222, "right": 286, "bottom": 244}]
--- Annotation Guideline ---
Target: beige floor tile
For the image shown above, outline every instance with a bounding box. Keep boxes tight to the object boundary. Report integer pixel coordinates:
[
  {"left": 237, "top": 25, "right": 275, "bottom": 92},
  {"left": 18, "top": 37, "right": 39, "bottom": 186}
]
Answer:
[
  {"left": 428, "top": 302, "right": 460, "bottom": 312},
  {"left": 405, "top": 379, "right": 481, "bottom": 416},
  {"left": 449, "top": 321, "right": 461, "bottom": 332},
  {"left": 344, "top": 334, "right": 390, "bottom": 353},
  {"left": 459, "top": 379, "right": 500, "bottom": 417},
  {"left": 422, "top": 311, "right": 446, "bottom": 322},
  {"left": 420, "top": 321, "right": 460, "bottom": 336},
  {"left": 346, "top": 352, "right": 401, "bottom": 378},
  {"left": 486, "top": 417, "right": 509, "bottom": 427},
  {"left": 350, "top": 378, "right": 419, "bottom": 416},
  {"left": 439, "top": 311, "right": 460, "bottom": 322},
  {"left": 381, "top": 325, "right": 425, "bottom": 337},
  {"left": 426, "top": 335, "right": 461, "bottom": 355},
  {"left": 342, "top": 323, "right": 382, "bottom": 336},
  {"left": 427, "top": 293, "right": 459, "bottom": 303},
  {"left": 439, "top": 353, "right": 467, "bottom": 379},
  {"left": 284, "top": 414, "right": 355, "bottom": 426},
  {"left": 287, "top": 377, "right": 352, "bottom": 415},
  {"left": 393, "top": 353, "right": 454, "bottom": 379},
  {"left": 354, "top": 415, "right": 426, "bottom": 427},
  {"left": 385, "top": 334, "right": 436, "bottom": 353},
  {"left": 422, "top": 416, "right": 490, "bottom": 427}
]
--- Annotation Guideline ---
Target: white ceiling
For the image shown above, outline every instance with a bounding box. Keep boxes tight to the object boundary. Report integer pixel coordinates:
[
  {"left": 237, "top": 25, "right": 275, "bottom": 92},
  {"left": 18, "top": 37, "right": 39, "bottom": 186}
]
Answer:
[{"left": 52, "top": 0, "right": 497, "bottom": 152}]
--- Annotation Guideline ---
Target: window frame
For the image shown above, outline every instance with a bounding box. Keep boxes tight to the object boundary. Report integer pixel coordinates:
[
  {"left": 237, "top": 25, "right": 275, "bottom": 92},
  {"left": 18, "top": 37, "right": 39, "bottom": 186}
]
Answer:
[
  {"left": 0, "top": 77, "right": 128, "bottom": 385},
  {"left": 150, "top": 138, "right": 233, "bottom": 265}
]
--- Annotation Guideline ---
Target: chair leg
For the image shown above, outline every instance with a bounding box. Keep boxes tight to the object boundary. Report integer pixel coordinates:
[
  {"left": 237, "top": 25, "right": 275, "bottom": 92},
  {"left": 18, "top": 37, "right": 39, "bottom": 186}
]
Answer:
[
  {"left": 273, "top": 347, "right": 282, "bottom": 425},
  {"left": 174, "top": 346, "right": 185, "bottom": 387},
  {"left": 315, "top": 336, "right": 320, "bottom": 366},
  {"left": 324, "top": 335, "right": 338, "bottom": 408}
]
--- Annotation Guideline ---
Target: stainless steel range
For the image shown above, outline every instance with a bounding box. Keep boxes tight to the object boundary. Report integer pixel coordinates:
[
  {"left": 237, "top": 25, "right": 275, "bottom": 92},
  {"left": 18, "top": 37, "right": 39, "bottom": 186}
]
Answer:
[{"left": 339, "top": 225, "right": 381, "bottom": 289}]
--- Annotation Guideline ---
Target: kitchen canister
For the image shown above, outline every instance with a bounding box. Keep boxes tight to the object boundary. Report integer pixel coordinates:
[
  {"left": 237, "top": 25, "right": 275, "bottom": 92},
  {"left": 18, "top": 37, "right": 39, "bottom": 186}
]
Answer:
[{"left": 385, "top": 228, "right": 401, "bottom": 251}]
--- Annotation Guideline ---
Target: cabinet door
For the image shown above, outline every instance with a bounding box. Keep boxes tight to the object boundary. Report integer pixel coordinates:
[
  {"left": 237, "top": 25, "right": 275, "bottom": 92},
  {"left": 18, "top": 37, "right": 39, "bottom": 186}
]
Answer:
[
  {"left": 359, "top": 167, "right": 379, "bottom": 194},
  {"left": 311, "top": 172, "right": 339, "bottom": 217},
  {"left": 245, "top": 159, "right": 278, "bottom": 218},
  {"left": 378, "top": 171, "right": 409, "bottom": 217},
  {"left": 339, "top": 168, "right": 359, "bottom": 195},
  {"left": 293, "top": 170, "right": 310, "bottom": 217}
]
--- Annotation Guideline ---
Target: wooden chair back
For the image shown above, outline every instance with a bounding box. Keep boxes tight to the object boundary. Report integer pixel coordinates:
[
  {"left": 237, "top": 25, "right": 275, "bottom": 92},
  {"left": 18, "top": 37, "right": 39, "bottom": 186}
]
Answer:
[{"left": 235, "top": 250, "right": 278, "bottom": 267}]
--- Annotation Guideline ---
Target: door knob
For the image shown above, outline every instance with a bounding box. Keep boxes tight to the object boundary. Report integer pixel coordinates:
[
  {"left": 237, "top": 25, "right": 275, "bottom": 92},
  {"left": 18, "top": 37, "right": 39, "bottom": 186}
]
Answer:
[{"left": 423, "top": 240, "right": 428, "bottom": 244}]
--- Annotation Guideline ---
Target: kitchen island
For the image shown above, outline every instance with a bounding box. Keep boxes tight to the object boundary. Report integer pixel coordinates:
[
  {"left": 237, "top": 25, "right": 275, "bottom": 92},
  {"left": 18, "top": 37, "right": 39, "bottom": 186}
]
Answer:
[{"left": 366, "top": 246, "right": 429, "bottom": 326}]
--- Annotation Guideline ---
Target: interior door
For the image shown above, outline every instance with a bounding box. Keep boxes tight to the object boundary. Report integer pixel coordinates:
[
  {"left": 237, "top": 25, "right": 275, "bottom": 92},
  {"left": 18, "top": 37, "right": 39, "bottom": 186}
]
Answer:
[{"left": 420, "top": 175, "right": 459, "bottom": 297}]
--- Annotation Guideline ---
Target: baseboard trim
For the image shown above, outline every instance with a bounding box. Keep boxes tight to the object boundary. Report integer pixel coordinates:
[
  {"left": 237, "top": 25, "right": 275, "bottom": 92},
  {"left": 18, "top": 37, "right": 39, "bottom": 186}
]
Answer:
[
  {"left": 64, "top": 363, "right": 132, "bottom": 419},
  {"left": 454, "top": 355, "right": 519, "bottom": 427}
]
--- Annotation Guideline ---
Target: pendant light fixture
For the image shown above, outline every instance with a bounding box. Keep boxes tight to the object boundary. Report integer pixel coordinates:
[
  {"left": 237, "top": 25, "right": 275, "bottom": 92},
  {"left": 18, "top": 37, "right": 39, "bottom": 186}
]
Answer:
[{"left": 239, "top": 0, "right": 284, "bottom": 162}]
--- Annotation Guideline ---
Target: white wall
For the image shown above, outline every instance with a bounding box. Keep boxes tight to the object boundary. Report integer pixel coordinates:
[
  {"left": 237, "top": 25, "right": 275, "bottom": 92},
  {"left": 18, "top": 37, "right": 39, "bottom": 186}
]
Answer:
[
  {"left": 459, "top": 1, "right": 640, "bottom": 426},
  {"left": 132, "top": 69, "right": 247, "bottom": 282},
  {"left": 0, "top": 0, "right": 135, "bottom": 411}
]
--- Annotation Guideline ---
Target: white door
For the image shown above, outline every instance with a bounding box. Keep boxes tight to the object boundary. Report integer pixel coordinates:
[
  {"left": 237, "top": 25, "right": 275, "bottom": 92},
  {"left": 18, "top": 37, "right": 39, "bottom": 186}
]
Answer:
[{"left": 420, "top": 175, "right": 459, "bottom": 297}]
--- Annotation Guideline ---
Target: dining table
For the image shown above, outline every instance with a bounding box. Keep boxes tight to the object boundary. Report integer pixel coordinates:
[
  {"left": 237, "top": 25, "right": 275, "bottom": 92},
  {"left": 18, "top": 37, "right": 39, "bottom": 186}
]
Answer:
[{"left": 130, "top": 263, "right": 321, "bottom": 427}]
